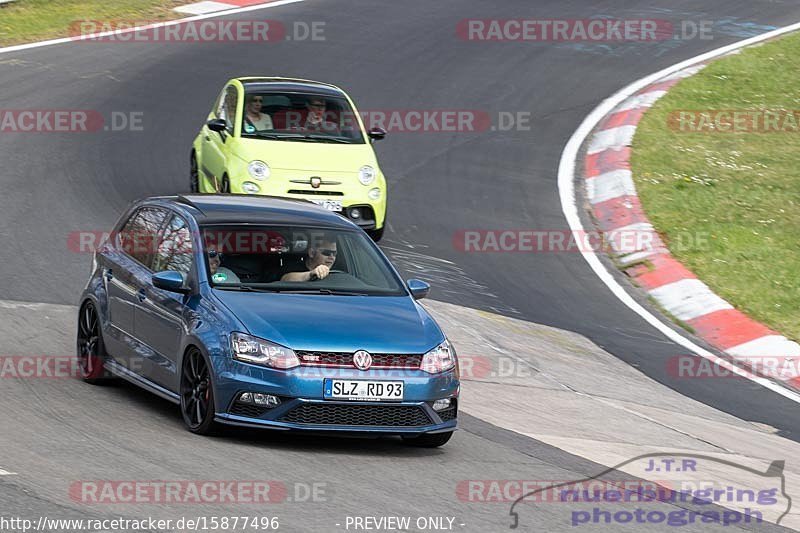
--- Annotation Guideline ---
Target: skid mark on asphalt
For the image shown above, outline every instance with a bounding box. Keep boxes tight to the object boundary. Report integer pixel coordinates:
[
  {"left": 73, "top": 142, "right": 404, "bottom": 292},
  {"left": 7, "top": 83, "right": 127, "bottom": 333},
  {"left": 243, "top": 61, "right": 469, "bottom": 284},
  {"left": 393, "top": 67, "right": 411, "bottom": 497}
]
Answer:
[
  {"left": 381, "top": 241, "right": 522, "bottom": 318},
  {"left": 555, "top": 11, "right": 776, "bottom": 58}
]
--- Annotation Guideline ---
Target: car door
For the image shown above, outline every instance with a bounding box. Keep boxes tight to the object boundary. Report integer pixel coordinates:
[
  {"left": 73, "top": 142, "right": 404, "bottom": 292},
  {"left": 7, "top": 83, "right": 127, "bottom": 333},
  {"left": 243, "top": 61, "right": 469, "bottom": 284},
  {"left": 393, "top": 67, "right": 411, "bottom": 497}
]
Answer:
[
  {"left": 201, "top": 85, "right": 238, "bottom": 189},
  {"left": 101, "top": 207, "right": 167, "bottom": 371},
  {"left": 135, "top": 212, "right": 195, "bottom": 391}
]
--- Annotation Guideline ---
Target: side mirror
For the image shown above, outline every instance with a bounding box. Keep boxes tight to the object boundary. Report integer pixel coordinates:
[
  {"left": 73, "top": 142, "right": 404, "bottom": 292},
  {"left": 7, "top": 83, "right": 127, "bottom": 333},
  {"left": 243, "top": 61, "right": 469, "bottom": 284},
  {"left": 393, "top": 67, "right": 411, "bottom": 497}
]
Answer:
[
  {"left": 407, "top": 279, "right": 430, "bottom": 300},
  {"left": 367, "top": 127, "right": 387, "bottom": 142},
  {"left": 207, "top": 118, "right": 227, "bottom": 133},
  {"left": 152, "top": 271, "right": 188, "bottom": 294}
]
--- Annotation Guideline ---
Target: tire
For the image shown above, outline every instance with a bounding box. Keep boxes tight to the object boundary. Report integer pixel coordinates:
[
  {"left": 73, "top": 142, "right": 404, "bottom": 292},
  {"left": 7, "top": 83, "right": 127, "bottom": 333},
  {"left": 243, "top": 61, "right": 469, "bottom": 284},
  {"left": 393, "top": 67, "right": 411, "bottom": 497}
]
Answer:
[
  {"left": 190, "top": 152, "right": 199, "bottom": 193},
  {"left": 76, "top": 301, "right": 110, "bottom": 384},
  {"left": 402, "top": 431, "right": 453, "bottom": 448},
  {"left": 180, "top": 347, "right": 219, "bottom": 435},
  {"left": 368, "top": 226, "right": 384, "bottom": 242}
]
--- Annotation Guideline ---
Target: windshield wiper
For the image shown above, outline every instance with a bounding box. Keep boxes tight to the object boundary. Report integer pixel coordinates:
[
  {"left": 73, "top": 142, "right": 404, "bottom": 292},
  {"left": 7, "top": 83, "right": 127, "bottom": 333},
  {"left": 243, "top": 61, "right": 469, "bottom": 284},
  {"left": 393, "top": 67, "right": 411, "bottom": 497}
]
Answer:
[
  {"left": 300, "top": 134, "right": 352, "bottom": 144},
  {"left": 273, "top": 288, "right": 369, "bottom": 296}
]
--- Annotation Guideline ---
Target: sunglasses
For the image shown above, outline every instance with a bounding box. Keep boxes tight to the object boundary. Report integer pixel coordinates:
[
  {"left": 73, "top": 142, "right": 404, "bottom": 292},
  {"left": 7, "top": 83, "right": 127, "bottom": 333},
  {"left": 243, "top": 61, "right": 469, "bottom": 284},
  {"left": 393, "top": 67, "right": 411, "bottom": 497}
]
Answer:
[
  {"left": 208, "top": 250, "right": 223, "bottom": 259},
  {"left": 319, "top": 249, "right": 337, "bottom": 257},
  {"left": 308, "top": 102, "right": 326, "bottom": 109}
]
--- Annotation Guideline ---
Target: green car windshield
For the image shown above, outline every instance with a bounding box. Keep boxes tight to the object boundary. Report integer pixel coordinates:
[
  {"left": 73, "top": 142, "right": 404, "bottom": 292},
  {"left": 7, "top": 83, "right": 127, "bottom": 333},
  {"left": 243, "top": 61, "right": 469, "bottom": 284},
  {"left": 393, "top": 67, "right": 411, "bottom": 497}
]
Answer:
[
  {"left": 202, "top": 226, "right": 406, "bottom": 296},
  {"left": 240, "top": 91, "right": 365, "bottom": 144}
]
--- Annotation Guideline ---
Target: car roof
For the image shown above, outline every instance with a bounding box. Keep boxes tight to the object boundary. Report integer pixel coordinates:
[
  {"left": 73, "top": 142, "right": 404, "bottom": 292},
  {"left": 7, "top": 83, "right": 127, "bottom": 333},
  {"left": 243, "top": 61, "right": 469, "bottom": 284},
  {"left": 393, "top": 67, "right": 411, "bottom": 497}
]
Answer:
[
  {"left": 237, "top": 77, "right": 346, "bottom": 97},
  {"left": 144, "top": 194, "right": 358, "bottom": 230}
]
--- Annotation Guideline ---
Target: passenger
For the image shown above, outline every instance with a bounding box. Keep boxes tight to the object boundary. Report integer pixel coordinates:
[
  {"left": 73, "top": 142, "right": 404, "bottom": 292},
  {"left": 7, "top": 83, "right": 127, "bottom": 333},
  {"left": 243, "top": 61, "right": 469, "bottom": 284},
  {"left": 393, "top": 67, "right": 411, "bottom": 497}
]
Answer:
[
  {"left": 303, "top": 97, "right": 339, "bottom": 133},
  {"left": 207, "top": 245, "right": 241, "bottom": 284},
  {"left": 243, "top": 94, "right": 273, "bottom": 132},
  {"left": 280, "top": 237, "right": 337, "bottom": 282}
]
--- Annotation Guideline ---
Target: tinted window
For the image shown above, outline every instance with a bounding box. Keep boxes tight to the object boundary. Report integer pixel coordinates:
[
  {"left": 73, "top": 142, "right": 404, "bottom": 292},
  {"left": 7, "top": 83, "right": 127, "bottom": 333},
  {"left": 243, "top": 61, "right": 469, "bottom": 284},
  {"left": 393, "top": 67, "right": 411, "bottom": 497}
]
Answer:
[
  {"left": 240, "top": 90, "right": 365, "bottom": 144},
  {"left": 200, "top": 226, "right": 405, "bottom": 295},
  {"left": 153, "top": 215, "right": 193, "bottom": 276},
  {"left": 119, "top": 208, "right": 168, "bottom": 267}
]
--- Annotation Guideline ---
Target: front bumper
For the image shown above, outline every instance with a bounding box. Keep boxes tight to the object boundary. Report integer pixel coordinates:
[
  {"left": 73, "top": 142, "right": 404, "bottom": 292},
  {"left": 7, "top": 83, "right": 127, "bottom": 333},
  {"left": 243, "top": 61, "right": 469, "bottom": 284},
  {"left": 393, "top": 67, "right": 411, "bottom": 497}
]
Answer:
[
  {"left": 228, "top": 169, "right": 387, "bottom": 230},
  {"left": 213, "top": 359, "right": 458, "bottom": 435}
]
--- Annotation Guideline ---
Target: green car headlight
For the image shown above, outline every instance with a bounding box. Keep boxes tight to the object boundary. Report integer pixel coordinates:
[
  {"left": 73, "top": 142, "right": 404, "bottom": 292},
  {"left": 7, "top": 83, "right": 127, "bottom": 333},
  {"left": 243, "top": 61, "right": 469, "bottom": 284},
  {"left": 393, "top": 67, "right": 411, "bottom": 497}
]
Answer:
[{"left": 248, "top": 161, "right": 270, "bottom": 181}]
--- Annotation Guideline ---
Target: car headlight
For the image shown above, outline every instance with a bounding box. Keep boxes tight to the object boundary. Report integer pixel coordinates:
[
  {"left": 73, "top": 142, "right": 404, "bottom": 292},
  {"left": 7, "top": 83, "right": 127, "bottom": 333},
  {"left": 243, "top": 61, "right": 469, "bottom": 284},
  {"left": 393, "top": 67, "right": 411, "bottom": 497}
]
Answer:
[
  {"left": 420, "top": 340, "right": 457, "bottom": 374},
  {"left": 248, "top": 161, "right": 270, "bottom": 181},
  {"left": 358, "top": 165, "right": 376, "bottom": 185},
  {"left": 231, "top": 332, "right": 299, "bottom": 370},
  {"left": 368, "top": 187, "right": 381, "bottom": 200},
  {"left": 242, "top": 181, "right": 260, "bottom": 194}
]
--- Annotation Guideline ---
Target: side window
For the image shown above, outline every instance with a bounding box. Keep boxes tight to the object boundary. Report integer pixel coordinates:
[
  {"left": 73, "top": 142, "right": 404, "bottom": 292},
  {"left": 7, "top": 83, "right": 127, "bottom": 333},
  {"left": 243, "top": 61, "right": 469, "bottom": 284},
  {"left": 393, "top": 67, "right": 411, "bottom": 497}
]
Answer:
[
  {"left": 153, "top": 215, "right": 194, "bottom": 276},
  {"left": 219, "top": 86, "right": 238, "bottom": 134},
  {"left": 119, "top": 208, "right": 168, "bottom": 268}
]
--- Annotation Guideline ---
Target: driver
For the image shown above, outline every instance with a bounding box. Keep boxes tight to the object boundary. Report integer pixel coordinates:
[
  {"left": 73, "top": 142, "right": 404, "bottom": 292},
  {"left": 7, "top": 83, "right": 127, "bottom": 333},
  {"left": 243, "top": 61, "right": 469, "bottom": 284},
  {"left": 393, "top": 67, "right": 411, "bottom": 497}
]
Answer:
[
  {"left": 208, "top": 245, "right": 241, "bottom": 284},
  {"left": 281, "top": 237, "right": 337, "bottom": 282}
]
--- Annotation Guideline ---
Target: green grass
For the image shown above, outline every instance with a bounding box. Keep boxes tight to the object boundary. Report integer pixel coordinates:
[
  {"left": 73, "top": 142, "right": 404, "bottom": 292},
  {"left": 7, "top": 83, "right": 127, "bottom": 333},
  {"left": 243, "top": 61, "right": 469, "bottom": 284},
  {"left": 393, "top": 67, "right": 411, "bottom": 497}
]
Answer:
[
  {"left": 0, "top": 0, "right": 185, "bottom": 46},
  {"left": 631, "top": 32, "right": 800, "bottom": 342}
]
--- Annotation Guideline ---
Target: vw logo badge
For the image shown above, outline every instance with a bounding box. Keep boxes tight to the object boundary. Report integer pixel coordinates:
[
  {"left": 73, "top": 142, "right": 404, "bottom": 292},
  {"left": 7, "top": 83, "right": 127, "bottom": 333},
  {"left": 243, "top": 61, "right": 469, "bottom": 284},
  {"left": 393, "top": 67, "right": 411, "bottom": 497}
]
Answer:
[
  {"left": 310, "top": 176, "right": 322, "bottom": 189},
  {"left": 353, "top": 350, "right": 373, "bottom": 371}
]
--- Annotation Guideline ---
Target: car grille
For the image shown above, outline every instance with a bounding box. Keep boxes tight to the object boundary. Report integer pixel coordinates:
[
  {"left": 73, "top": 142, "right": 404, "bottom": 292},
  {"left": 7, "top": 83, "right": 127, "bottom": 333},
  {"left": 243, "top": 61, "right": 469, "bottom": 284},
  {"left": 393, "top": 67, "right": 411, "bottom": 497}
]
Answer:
[
  {"left": 287, "top": 189, "right": 344, "bottom": 196},
  {"left": 279, "top": 403, "right": 432, "bottom": 427},
  {"left": 229, "top": 403, "right": 268, "bottom": 418},
  {"left": 437, "top": 401, "right": 458, "bottom": 422},
  {"left": 297, "top": 351, "right": 422, "bottom": 369}
]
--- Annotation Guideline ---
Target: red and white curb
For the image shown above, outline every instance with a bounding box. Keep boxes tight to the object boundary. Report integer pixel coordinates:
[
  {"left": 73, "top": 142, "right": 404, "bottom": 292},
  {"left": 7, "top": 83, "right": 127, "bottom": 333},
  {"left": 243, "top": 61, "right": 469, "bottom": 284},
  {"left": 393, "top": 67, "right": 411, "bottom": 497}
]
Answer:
[
  {"left": 175, "top": 0, "right": 279, "bottom": 15},
  {"left": 583, "top": 64, "right": 800, "bottom": 389}
]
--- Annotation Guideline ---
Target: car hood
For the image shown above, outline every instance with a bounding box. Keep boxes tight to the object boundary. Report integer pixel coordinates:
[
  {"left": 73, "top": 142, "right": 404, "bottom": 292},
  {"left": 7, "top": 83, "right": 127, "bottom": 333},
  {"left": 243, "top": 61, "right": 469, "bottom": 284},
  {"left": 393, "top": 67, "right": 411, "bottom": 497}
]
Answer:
[
  {"left": 213, "top": 291, "right": 445, "bottom": 354},
  {"left": 232, "top": 138, "right": 377, "bottom": 172}
]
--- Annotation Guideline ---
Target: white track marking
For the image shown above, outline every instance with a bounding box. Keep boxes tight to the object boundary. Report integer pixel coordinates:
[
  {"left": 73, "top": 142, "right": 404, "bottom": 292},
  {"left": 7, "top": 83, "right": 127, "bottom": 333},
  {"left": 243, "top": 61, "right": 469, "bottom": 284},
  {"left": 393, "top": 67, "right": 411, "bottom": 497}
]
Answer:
[
  {"left": 0, "top": 0, "right": 305, "bottom": 56},
  {"left": 558, "top": 21, "right": 800, "bottom": 403},
  {"left": 586, "top": 125, "right": 637, "bottom": 154},
  {"left": 586, "top": 169, "right": 635, "bottom": 203},
  {"left": 0, "top": 468, "right": 17, "bottom": 476},
  {"left": 649, "top": 279, "right": 733, "bottom": 321},
  {"left": 727, "top": 336, "right": 800, "bottom": 359},
  {"left": 174, "top": 1, "right": 235, "bottom": 15}
]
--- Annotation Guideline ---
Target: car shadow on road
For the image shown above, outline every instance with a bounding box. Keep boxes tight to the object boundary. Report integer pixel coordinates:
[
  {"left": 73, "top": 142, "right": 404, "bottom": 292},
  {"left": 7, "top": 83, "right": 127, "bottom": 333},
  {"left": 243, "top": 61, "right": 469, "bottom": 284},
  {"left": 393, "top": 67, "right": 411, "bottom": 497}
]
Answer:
[{"left": 103, "top": 378, "right": 452, "bottom": 458}]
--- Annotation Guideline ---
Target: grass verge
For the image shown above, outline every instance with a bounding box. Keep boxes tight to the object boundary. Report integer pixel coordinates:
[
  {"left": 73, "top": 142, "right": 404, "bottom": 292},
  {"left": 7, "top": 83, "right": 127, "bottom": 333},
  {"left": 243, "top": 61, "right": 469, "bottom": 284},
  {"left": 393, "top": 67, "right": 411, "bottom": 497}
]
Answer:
[
  {"left": 0, "top": 0, "right": 185, "bottom": 47},
  {"left": 631, "top": 32, "right": 800, "bottom": 341}
]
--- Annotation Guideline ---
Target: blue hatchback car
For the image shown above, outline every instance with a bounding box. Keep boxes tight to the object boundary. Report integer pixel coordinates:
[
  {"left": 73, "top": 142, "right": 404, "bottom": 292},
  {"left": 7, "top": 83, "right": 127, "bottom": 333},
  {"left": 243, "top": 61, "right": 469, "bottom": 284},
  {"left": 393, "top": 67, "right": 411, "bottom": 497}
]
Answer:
[{"left": 77, "top": 195, "right": 458, "bottom": 446}]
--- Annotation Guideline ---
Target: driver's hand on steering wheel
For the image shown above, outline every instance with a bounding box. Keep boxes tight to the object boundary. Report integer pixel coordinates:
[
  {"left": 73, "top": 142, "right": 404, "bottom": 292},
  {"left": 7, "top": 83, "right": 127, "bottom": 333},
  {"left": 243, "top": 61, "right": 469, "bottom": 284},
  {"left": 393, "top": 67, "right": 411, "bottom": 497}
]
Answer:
[{"left": 309, "top": 265, "right": 330, "bottom": 281}]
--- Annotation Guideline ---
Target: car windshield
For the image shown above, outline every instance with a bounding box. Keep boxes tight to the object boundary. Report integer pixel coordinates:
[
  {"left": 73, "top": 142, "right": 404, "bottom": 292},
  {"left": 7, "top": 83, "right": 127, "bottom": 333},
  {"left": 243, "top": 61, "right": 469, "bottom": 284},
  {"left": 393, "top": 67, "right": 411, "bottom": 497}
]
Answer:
[
  {"left": 201, "top": 225, "right": 405, "bottom": 295},
  {"left": 240, "top": 89, "right": 365, "bottom": 144}
]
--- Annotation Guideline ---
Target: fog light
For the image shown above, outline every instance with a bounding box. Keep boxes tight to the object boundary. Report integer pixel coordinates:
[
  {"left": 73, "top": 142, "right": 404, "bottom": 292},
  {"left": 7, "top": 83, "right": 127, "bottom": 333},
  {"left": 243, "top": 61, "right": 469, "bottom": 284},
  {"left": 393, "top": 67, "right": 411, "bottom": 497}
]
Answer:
[
  {"left": 368, "top": 187, "right": 381, "bottom": 201},
  {"left": 238, "top": 392, "right": 281, "bottom": 408},
  {"left": 253, "top": 393, "right": 281, "bottom": 407},
  {"left": 242, "top": 181, "right": 260, "bottom": 194},
  {"left": 432, "top": 398, "right": 452, "bottom": 411},
  {"left": 350, "top": 208, "right": 361, "bottom": 219}
]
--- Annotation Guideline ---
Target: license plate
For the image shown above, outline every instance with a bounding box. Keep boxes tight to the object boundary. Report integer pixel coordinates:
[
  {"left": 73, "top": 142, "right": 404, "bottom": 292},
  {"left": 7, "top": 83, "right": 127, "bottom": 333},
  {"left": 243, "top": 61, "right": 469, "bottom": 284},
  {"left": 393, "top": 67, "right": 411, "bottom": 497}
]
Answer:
[
  {"left": 324, "top": 379, "right": 404, "bottom": 401},
  {"left": 311, "top": 199, "right": 343, "bottom": 212}
]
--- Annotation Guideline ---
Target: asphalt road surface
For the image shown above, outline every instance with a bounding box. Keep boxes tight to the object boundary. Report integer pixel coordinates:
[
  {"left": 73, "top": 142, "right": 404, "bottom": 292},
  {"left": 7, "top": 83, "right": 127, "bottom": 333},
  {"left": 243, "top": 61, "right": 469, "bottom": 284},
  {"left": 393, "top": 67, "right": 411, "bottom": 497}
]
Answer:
[{"left": 1, "top": 0, "right": 800, "bottom": 531}]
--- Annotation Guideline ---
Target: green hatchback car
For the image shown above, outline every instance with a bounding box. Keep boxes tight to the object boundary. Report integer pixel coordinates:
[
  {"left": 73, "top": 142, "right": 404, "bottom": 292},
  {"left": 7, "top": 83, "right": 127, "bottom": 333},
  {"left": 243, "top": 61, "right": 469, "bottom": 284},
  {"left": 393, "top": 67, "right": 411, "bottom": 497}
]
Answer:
[{"left": 191, "top": 77, "right": 388, "bottom": 240}]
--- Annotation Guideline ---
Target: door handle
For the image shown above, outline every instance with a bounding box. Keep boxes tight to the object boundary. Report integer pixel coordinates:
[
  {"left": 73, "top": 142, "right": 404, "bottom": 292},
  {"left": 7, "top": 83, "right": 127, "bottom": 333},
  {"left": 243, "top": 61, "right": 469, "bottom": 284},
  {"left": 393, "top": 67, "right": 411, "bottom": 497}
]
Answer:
[
  {"left": 137, "top": 289, "right": 147, "bottom": 302},
  {"left": 104, "top": 269, "right": 113, "bottom": 281}
]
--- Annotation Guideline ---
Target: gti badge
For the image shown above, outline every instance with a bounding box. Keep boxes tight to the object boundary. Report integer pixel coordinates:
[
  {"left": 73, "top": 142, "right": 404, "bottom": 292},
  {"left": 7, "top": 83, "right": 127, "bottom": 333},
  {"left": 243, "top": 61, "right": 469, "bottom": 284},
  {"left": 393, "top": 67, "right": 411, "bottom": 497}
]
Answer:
[
  {"left": 310, "top": 176, "right": 322, "bottom": 189},
  {"left": 353, "top": 350, "right": 373, "bottom": 371}
]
